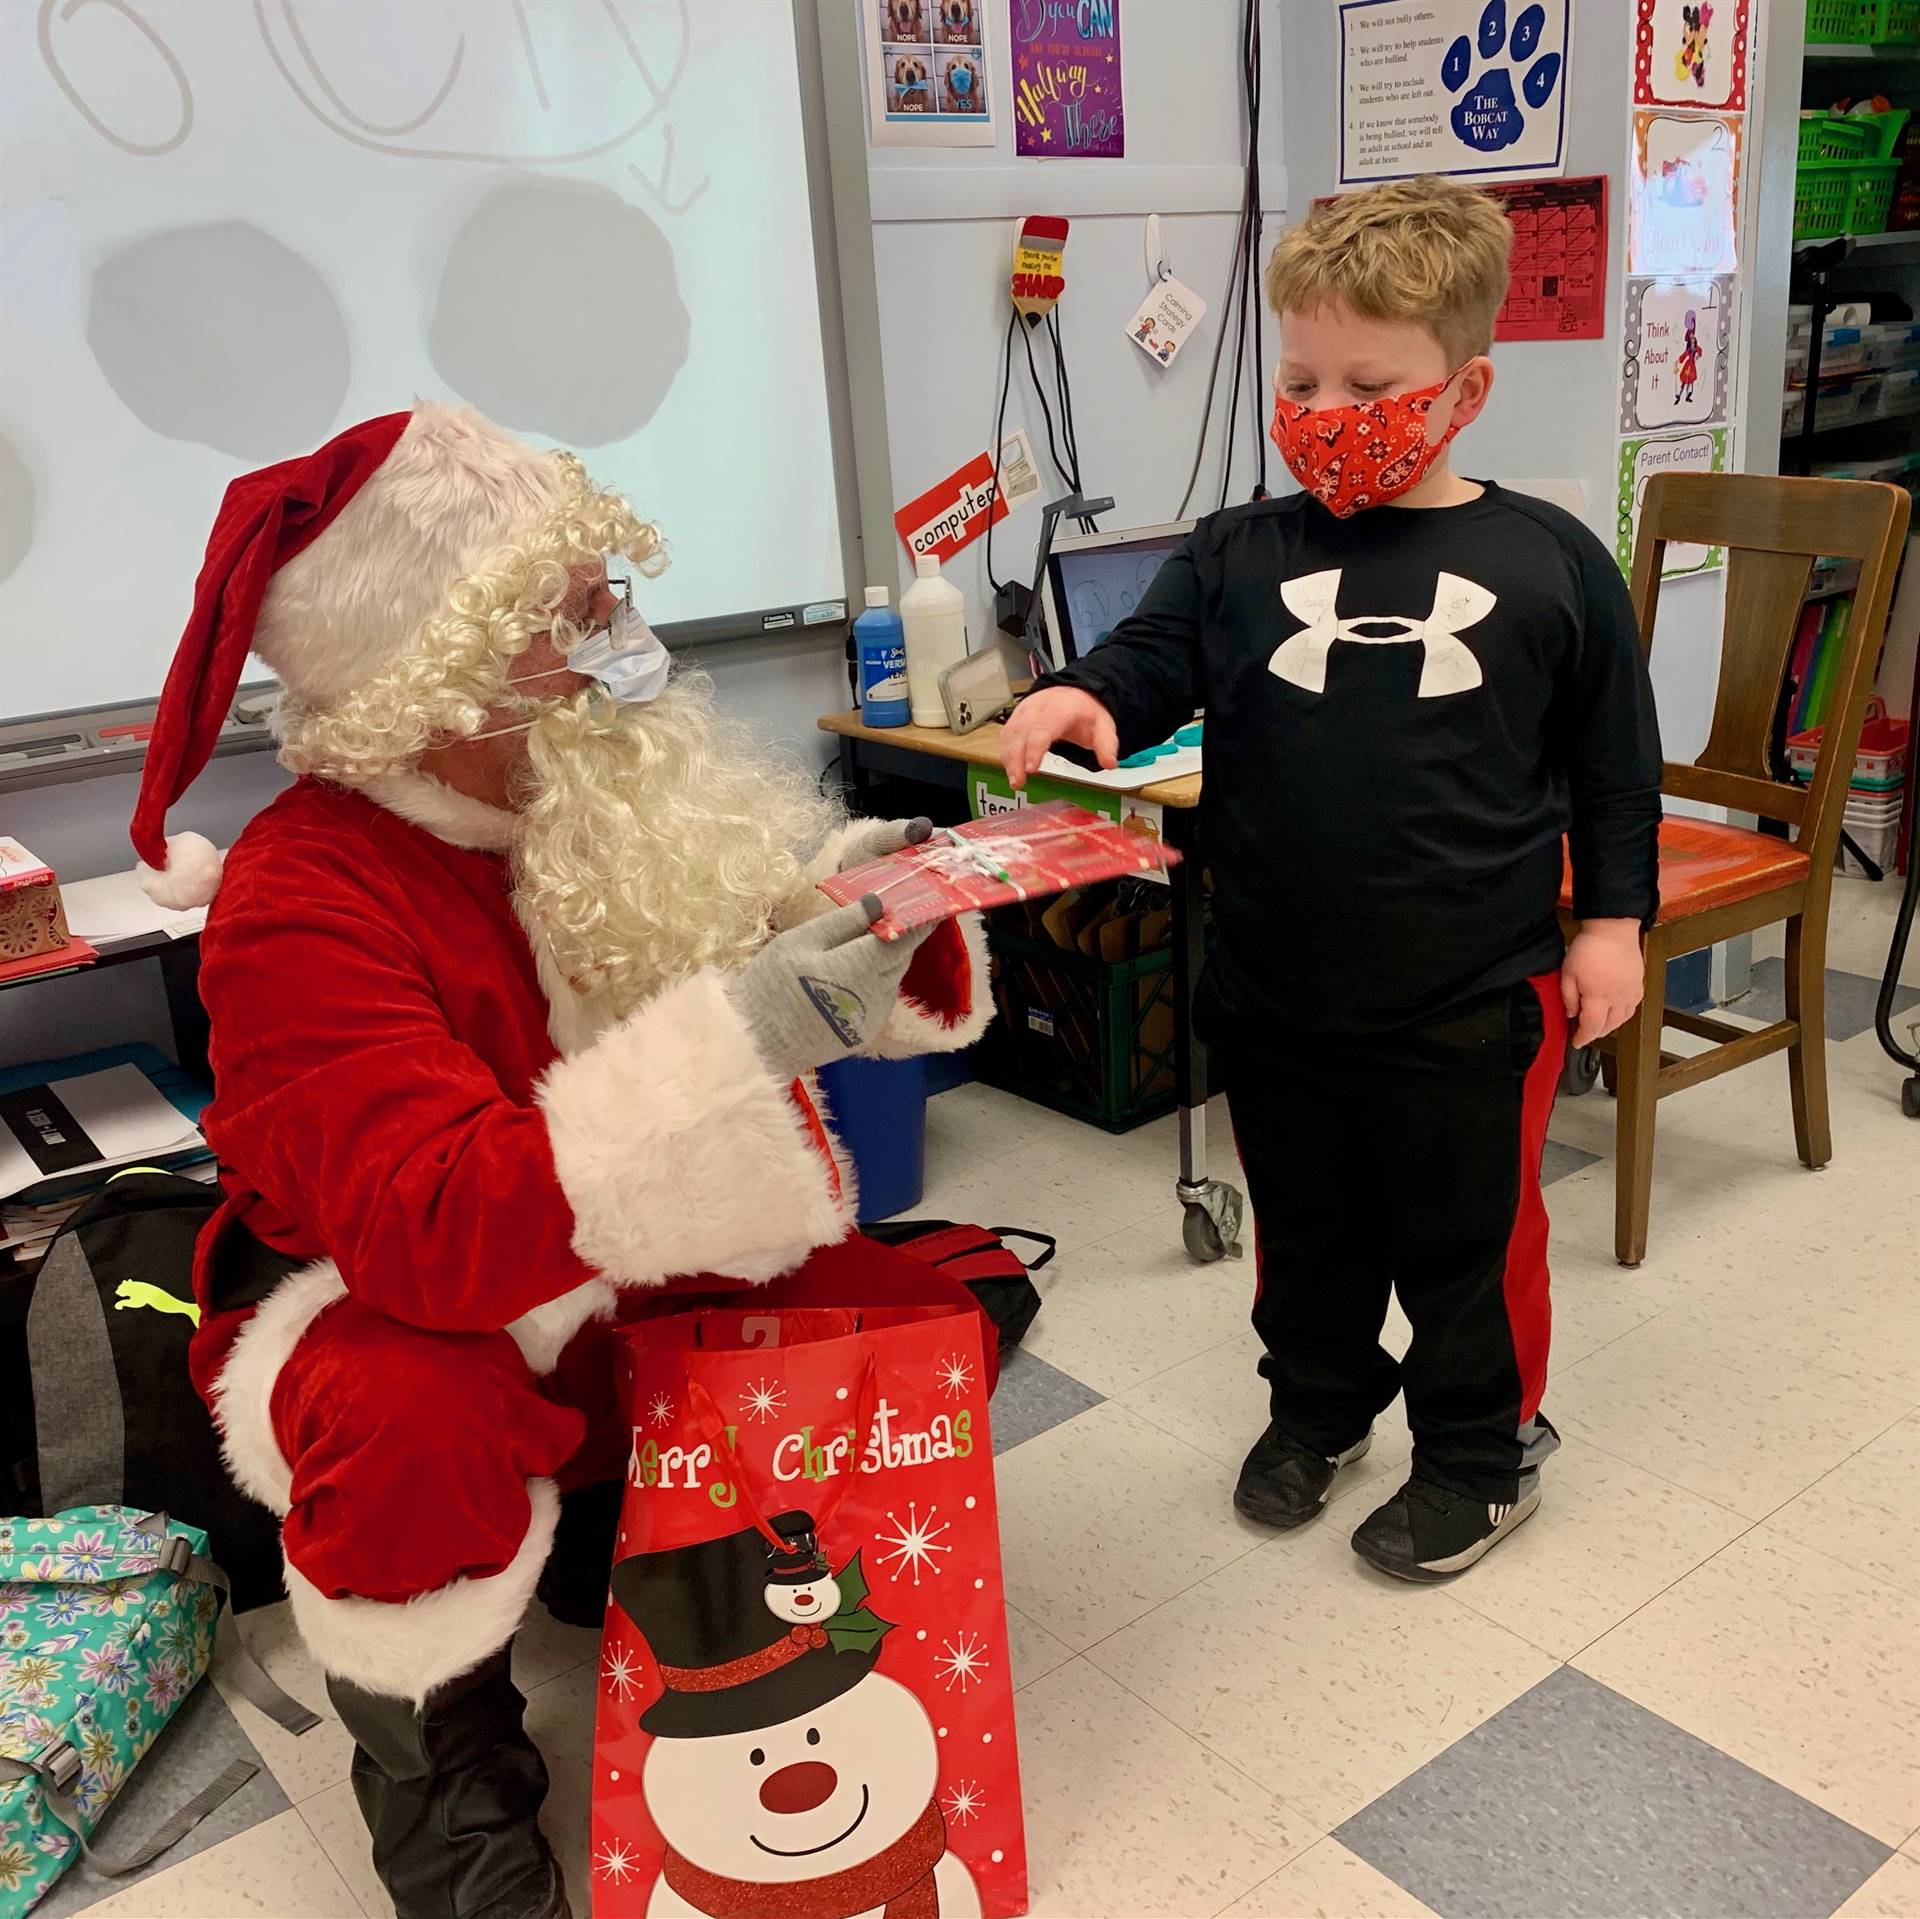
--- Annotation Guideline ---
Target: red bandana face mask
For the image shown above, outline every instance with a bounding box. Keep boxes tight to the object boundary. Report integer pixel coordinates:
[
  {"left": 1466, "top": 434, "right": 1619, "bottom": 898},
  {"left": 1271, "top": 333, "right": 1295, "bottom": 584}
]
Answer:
[{"left": 1268, "top": 370, "right": 1467, "bottom": 518}]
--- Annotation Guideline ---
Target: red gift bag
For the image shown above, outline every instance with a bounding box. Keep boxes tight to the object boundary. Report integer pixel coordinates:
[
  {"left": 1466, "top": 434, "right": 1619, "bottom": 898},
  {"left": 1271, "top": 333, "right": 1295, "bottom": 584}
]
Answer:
[{"left": 590, "top": 1303, "right": 1028, "bottom": 1918}]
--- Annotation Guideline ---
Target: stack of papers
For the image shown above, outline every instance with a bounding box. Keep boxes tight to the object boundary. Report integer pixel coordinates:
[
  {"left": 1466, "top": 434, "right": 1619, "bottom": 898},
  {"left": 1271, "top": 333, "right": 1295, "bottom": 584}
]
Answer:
[
  {"left": 60, "top": 868, "right": 211, "bottom": 946},
  {"left": 0, "top": 1051, "right": 213, "bottom": 1265}
]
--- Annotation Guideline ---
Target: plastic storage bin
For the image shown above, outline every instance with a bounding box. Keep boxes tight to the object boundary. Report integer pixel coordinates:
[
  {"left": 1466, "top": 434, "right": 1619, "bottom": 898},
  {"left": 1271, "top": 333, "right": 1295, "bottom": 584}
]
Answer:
[
  {"left": 1800, "top": 112, "right": 1873, "bottom": 165},
  {"left": 1808, "top": 0, "right": 1870, "bottom": 39},
  {"left": 975, "top": 923, "right": 1177, "bottom": 1132},
  {"left": 1849, "top": 160, "right": 1902, "bottom": 233},
  {"left": 1789, "top": 695, "right": 1912, "bottom": 789},
  {"left": 815, "top": 1053, "right": 929, "bottom": 1221},
  {"left": 1864, "top": 0, "right": 1920, "bottom": 41},
  {"left": 1796, "top": 160, "right": 1856, "bottom": 239}
]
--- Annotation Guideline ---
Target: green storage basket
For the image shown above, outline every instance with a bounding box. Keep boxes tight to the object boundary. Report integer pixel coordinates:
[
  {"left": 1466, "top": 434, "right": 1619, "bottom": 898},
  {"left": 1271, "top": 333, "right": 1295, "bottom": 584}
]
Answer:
[
  {"left": 1864, "top": 0, "right": 1920, "bottom": 40},
  {"left": 1800, "top": 113, "right": 1873, "bottom": 165},
  {"left": 975, "top": 921, "right": 1177, "bottom": 1133},
  {"left": 1796, "top": 159, "right": 1856, "bottom": 239},
  {"left": 1850, "top": 159, "right": 1902, "bottom": 233},
  {"left": 1858, "top": 108, "right": 1913, "bottom": 159},
  {"left": 1808, "top": 0, "right": 1870, "bottom": 38}
]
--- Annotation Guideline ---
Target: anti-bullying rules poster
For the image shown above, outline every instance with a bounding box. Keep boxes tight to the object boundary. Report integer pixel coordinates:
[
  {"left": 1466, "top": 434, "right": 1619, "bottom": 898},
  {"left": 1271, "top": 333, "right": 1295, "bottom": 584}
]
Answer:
[
  {"left": 866, "top": 0, "right": 994, "bottom": 148},
  {"left": 1337, "top": 0, "right": 1570, "bottom": 189},
  {"left": 1010, "top": 0, "right": 1124, "bottom": 159}
]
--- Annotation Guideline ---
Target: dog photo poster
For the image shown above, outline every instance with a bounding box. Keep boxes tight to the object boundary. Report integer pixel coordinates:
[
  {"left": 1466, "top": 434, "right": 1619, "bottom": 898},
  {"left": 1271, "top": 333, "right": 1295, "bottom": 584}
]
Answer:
[{"left": 866, "top": 0, "right": 995, "bottom": 148}]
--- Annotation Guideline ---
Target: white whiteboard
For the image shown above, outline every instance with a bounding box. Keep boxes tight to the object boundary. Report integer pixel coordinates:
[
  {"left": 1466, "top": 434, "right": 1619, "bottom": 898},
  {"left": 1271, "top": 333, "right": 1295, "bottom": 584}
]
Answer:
[{"left": 0, "top": 0, "right": 846, "bottom": 720}]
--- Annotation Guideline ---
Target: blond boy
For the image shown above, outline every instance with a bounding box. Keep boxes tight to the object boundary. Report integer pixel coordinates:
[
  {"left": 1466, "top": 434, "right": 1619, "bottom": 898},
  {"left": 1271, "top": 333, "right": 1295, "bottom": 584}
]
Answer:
[{"left": 1003, "top": 179, "right": 1661, "bottom": 1579}]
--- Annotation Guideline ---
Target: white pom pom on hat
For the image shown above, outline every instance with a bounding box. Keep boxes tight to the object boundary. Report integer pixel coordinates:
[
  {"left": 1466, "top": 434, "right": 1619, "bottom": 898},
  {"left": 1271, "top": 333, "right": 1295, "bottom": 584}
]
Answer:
[{"left": 135, "top": 832, "right": 226, "bottom": 910}]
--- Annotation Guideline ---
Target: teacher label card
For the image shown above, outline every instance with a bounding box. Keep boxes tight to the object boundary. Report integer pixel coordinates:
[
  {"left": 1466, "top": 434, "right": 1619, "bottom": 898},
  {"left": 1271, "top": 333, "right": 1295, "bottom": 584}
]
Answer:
[
  {"left": 1621, "top": 275, "right": 1733, "bottom": 431},
  {"left": 1633, "top": 0, "right": 1750, "bottom": 112},
  {"left": 1629, "top": 110, "right": 1740, "bottom": 277},
  {"left": 1616, "top": 427, "right": 1728, "bottom": 578}
]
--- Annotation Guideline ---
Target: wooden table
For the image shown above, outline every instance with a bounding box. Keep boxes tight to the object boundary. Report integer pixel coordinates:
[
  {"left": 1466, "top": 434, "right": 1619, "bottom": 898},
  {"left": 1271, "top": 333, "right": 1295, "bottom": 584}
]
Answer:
[{"left": 819, "top": 709, "right": 1243, "bottom": 1261}]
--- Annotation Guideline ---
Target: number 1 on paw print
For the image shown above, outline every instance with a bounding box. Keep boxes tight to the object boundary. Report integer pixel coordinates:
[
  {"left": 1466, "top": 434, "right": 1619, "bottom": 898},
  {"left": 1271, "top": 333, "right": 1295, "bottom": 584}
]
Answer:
[{"left": 1442, "top": 0, "right": 1563, "bottom": 156}]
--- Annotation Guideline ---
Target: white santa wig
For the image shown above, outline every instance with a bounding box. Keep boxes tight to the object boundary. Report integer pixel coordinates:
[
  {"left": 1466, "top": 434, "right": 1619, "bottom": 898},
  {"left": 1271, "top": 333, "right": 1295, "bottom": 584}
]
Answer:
[{"left": 268, "top": 407, "right": 668, "bottom": 783}]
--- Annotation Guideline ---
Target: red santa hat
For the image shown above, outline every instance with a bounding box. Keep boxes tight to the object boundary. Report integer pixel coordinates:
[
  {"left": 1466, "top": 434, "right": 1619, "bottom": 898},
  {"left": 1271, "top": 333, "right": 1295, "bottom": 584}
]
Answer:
[{"left": 131, "top": 404, "right": 572, "bottom": 907}]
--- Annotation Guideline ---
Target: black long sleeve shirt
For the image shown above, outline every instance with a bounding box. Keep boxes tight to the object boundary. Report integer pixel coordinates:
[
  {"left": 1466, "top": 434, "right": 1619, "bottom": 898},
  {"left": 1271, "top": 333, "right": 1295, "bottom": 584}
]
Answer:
[{"left": 1039, "top": 484, "right": 1663, "bottom": 1035}]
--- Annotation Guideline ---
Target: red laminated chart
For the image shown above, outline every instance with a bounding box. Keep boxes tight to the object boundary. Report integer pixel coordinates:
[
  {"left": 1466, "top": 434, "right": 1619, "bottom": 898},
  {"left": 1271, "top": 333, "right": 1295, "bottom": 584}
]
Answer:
[
  {"left": 820, "top": 802, "right": 1179, "bottom": 941},
  {"left": 1491, "top": 175, "right": 1608, "bottom": 342}
]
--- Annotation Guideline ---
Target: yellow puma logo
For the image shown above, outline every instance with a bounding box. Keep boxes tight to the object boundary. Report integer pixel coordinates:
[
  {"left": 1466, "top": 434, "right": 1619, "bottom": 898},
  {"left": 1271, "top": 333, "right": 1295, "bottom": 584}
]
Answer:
[{"left": 112, "top": 1279, "right": 200, "bottom": 1327}]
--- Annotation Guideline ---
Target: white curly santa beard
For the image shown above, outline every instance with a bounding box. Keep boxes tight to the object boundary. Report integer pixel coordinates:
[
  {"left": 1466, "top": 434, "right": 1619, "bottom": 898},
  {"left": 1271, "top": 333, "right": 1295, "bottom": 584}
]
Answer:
[{"left": 509, "top": 674, "right": 833, "bottom": 1039}]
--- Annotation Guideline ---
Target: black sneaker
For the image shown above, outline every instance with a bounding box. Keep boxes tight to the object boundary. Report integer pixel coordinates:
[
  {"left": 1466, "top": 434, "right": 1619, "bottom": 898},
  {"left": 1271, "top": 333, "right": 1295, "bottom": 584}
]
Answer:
[
  {"left": 1350, "top": 1476, "right": 1541, "bottom": 1581},
  {"left": 1234, "top": 1423, "right": 1373, "bottom": 1530}
]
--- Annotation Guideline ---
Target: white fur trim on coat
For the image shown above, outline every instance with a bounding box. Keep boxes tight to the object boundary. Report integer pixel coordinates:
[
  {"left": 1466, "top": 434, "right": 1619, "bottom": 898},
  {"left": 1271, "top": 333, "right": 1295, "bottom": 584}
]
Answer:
[
  {"left": 503, "top": 1278, "right": 615, "bottom": 1376},
  {"left": 209, "top": 1259, "right": 348, "bottom": 1517},
  {"left": 284, "top": 1476, "right": 559, "bottom": 1704},
  {"left": 254, "top": 405, "right": 571, "bottom": 706},
  {"left": 359, "top": 771, "right": 520, "bottom": 852},
  {"left": 868, "top": 910, "right": 994, "bottom": 1059},
  {"left": 538, "top": 971, "right": 853, "bottom": 1288}
]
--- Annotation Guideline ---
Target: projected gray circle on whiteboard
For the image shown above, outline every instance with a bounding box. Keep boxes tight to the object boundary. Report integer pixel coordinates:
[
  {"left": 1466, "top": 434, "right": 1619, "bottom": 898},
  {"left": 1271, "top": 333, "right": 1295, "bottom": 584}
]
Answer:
[
  {"left": 87, "top": 223, "right": 350, "bottom": 460},
  {"left": 429, "top": 180, "right": 689, "bottom": 447},
  {"left": 0, "top": 429, "right": 34, "bottom": 587}
]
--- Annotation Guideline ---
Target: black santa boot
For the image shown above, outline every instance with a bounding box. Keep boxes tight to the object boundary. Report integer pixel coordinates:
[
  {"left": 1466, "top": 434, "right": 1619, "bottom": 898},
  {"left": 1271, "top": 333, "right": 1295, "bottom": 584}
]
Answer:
[{"left": 327, "top": 1648, "right": 571, "bottom": 1919}]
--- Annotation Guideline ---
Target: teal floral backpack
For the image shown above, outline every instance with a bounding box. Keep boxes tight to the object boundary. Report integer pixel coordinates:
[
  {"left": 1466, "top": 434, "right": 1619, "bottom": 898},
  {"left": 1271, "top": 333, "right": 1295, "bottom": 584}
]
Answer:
[{"left": 0, "top": 1506, "right": 315, "bottom": 1915}]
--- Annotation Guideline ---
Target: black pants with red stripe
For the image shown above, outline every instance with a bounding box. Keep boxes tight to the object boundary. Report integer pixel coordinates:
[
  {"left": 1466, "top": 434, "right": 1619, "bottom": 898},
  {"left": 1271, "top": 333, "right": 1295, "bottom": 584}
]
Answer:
[{"left": 1220, "top": 974, "right": 1566, "bottom": 1503}]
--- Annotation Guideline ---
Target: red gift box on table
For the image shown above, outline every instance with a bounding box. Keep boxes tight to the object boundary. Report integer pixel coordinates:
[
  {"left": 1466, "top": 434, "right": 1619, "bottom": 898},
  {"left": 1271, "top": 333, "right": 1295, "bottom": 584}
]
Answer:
[
  {"left": 591, "top": 1304, "right": 1027, "bottom": 1917},
  {"left": 820, "top": 801, "right": 1180, "bottom": 941}
]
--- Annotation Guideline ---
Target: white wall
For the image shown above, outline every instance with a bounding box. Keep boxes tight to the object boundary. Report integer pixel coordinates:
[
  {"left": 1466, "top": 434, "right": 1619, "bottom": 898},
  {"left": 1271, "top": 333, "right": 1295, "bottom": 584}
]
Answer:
[
  {"left": 1277, "top": 0, "right": 1734, "bottom": 771},
  {"left": 867, "top": 0, "right": 1287, "bottom": 656}
]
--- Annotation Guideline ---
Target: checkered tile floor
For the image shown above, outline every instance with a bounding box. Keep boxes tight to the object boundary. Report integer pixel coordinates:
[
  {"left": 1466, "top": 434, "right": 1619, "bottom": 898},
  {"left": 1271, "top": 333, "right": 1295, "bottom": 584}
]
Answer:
[{"left": 63, "top": 879, "right": 1920, "bottom": 1917}]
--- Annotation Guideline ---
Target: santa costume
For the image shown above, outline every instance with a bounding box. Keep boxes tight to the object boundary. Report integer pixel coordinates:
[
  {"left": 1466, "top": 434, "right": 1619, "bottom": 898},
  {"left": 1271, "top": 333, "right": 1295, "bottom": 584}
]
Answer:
[{"left": 133, "top": 404, "right": 994, "bottom": 1919}]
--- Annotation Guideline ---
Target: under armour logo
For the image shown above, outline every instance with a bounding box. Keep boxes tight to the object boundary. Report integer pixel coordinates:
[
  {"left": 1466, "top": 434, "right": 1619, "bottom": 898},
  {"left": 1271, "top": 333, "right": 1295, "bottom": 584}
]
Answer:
[{"left": 1269, "top": 569, "right": 1493, "bottom": 699}]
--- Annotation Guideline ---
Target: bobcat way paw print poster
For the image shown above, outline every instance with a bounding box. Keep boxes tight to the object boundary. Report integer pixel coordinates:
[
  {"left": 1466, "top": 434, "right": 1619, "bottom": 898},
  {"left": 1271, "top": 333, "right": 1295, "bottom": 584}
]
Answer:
[{"left": 1338, "top": 0, "right": 1571, "bottom": 190}]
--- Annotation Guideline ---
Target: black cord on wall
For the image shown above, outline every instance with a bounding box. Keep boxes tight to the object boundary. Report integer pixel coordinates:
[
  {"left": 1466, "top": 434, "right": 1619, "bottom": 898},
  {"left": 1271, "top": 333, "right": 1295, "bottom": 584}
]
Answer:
[{"left": 1176, "top": 0, "right": 1267, "bottom": 518}]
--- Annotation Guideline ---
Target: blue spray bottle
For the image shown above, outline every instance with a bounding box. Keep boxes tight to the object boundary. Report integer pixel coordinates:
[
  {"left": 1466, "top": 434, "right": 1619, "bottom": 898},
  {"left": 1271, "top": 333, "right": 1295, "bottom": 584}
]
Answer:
[{"left": 854, "top": 586, "right": 910, "bottom": 727}]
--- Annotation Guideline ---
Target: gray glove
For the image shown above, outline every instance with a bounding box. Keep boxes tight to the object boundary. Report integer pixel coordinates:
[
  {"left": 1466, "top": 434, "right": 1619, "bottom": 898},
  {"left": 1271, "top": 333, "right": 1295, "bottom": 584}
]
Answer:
[
  {"left": 832, "top": 815, "right": 933, "bottom": 873},
  {"left": 730, "top": 896, "right": 934, "bottom": 1080}
]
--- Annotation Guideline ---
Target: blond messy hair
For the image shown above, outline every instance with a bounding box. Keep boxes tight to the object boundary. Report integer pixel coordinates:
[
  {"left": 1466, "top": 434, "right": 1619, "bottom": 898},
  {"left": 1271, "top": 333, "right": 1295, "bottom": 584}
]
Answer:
[{"left": 1264, "top": 176, "right": 1512, "bottom": 365}]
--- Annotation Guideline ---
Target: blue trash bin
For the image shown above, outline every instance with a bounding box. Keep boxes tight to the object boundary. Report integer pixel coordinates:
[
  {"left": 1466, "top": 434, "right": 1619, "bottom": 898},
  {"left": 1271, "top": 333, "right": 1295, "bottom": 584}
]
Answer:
[{"left": 815, "top": 1053, "right": 929, "bottom": 1222}]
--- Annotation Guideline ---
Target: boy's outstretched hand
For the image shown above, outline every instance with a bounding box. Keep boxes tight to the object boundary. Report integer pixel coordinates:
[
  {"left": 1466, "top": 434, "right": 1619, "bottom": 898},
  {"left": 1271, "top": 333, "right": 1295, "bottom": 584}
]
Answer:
[
  {"left": 999, "top": 686, "right": 1119, "bottom": 789},
  {"left": 1561, "top": 919, "right": 1646, "bottom": 1047}
]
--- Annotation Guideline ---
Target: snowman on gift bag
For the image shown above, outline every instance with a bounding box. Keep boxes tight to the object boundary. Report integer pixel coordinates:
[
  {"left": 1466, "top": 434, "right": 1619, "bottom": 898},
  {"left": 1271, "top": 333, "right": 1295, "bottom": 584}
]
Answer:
[{"left": 611, "top": 1510, "right": 982, "bottom": 1918}]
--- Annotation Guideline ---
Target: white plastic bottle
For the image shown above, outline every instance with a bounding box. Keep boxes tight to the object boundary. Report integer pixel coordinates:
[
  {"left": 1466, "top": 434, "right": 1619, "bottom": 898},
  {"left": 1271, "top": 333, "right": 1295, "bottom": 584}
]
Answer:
[{"left": 900, "top": 554, "right": 969, "bottom": 727}]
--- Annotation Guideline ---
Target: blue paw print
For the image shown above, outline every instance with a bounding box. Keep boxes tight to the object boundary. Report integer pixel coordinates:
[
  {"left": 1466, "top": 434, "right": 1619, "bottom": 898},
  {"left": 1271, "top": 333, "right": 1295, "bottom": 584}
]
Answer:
[{"left": 1442, "top": 0, "right": 1562, "bottom": 155}]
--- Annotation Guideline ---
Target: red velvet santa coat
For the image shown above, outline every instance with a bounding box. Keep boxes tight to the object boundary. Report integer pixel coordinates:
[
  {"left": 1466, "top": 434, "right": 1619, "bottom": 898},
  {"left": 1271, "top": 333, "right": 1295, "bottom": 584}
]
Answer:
[{"left": 190, "top": 776, "right": 990, "bottom": 1518}]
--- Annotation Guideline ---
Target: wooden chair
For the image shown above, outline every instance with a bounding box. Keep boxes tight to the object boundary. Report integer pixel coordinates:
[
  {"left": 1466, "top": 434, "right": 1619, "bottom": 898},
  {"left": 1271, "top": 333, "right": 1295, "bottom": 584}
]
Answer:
[{"left": 1560, "top": 471, "right": 1911, "bottom": 1267}]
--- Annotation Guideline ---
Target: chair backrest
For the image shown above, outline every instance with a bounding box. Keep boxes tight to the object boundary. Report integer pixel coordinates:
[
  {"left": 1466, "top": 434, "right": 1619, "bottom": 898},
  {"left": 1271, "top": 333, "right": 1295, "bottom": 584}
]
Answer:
[{"left": 1629, "top": 471, "right": 1910, "bottom": 869}]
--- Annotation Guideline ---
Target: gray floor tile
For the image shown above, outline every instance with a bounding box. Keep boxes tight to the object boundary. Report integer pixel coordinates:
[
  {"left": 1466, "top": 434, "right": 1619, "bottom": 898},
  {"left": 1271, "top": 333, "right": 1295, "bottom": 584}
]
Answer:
[
  {"left": 1541, "top": 1137, "right": 1601, "bottom": 1186},
  {"left": 1735, "top": 959, "right": 1919, "bottom": 1044},
  {"left": 989, "top": 1346, "right": 1103, "bottom": 1454},
  {"left": 41, "top": 1676, "right": 288, "bottom": 1918},
  {"left": 1337, "top": 1666, "right": 1889, "bottom": 1919}
]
